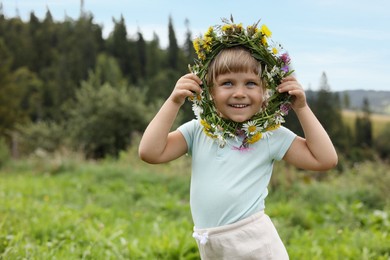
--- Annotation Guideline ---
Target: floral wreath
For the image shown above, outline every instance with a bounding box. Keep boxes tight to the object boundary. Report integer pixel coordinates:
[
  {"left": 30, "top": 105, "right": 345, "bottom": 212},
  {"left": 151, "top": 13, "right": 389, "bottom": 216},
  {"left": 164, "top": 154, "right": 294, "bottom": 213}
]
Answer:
[{"left": 189, "top": 16, "right": 293, "bottom": 149}]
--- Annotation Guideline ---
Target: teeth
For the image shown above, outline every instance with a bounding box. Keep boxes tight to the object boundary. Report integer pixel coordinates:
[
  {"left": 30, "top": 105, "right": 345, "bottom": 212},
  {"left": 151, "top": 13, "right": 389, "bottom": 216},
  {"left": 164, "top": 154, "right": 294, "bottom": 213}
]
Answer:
[{"left": 231, "top": 104, "right": 248, "bottom": 108}]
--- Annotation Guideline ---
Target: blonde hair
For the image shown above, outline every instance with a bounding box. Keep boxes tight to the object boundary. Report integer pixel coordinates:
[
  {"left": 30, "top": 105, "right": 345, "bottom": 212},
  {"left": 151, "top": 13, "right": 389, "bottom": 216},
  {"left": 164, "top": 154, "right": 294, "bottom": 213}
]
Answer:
[{"left": 206, "top": 47, "right": 264, "bottom": 87}]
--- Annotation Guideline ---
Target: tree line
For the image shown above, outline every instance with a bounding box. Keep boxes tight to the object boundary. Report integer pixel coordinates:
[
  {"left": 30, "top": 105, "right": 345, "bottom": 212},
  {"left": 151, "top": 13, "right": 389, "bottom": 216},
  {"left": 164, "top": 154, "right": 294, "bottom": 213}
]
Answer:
[{"left": 0, "top": 9, "right": 388, "bottom": 162}]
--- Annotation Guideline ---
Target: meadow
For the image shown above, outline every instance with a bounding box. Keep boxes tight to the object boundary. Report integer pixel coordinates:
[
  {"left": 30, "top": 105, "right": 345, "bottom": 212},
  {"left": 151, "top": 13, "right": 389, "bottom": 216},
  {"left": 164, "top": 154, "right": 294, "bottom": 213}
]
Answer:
[
  {"left": 342, "top": 110, "right": 390, "bottom": 138},
  {"left": 1, "top": 147, "right": 389, "bottom": 259}
]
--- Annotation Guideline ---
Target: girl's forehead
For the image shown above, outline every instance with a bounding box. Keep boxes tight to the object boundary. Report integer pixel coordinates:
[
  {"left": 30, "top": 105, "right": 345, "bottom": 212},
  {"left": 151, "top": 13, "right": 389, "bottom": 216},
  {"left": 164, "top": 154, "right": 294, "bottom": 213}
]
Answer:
[{"left": 216, "top": 71, "right": 261, "bottom": 79}]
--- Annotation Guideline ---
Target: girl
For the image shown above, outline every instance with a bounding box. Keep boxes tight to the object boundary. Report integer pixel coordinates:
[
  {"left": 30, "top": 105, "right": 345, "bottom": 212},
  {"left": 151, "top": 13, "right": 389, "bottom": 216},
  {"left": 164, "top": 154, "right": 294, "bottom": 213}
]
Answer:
[{"left": 139, "top": 19, "right": 337, "bottom": 259}]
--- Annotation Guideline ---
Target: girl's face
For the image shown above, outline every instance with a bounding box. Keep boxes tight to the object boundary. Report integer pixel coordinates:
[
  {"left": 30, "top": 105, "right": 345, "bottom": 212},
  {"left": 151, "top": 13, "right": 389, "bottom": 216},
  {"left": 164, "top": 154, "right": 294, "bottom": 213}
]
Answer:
[{"left": 211, "top": 71, "right": 264, "bottom": 123}]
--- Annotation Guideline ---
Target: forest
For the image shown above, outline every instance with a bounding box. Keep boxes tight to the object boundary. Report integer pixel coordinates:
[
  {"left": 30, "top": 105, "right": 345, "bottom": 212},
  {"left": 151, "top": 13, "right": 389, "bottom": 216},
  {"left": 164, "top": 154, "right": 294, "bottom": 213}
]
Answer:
[
  {"left": 1, "top": 7, "right": 390, "bottom": 260},
  {"left": 0, "top": 8, "right": 389, "bottom": 162}
]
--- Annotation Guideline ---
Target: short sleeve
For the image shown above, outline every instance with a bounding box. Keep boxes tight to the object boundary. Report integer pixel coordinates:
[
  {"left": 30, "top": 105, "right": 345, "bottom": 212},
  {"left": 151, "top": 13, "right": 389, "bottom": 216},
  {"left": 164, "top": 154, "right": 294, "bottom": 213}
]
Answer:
[
  {"left": 177, "top": 119, "right": 197, "bottom": 154},
  {"left": 268, "top": 126, "right": 297, "bottom": 161}
]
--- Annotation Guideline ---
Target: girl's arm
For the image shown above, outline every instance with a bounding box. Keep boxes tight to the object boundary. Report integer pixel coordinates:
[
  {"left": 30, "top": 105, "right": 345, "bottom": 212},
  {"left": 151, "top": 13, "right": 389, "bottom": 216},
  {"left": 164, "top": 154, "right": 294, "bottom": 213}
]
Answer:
[
  {"left": 279, "top": 76, "right": 338, "bottom": 171},
  {"left": 138, "top": 73, "right": 202, "bottom": 164}
]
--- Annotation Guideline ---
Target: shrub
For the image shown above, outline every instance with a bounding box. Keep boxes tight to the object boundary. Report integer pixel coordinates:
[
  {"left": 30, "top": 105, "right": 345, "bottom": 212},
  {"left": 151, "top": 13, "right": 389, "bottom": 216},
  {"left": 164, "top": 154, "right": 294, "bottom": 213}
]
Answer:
[
  {"left": 0, "top": 137, "right": 10, "bottom": 167},
  {"left": 68, "top": 83, "right": 151, "bottom": 158}
]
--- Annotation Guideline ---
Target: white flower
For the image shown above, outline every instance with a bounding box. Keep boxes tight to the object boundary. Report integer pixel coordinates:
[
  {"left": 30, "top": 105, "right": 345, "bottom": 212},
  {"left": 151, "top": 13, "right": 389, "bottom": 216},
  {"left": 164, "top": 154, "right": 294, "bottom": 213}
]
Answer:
[
  {"left": 243, "top": 121, "right": 260, "bottom": 135},
  {"left": 270, "top": 42, "right": 282, "bottom": 56},
  {"left": 274, "top": 115, "right": 285, "bottom": 125},
  {"left": 262, "top": 131, "right": 273, "bottom": 139},
  {"left": 192, "top": 104, "right": 203, "bottom": 120}
]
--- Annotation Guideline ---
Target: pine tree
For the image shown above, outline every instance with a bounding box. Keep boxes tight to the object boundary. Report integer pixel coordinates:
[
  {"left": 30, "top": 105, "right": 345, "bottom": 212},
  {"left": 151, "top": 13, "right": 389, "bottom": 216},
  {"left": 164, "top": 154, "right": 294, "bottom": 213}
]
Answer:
[
  {"left": 136, "top": 31, "right": 147, "bottom": 80},
  {"left": 314, "top": 72, "right": 348, "bottom": 151},
  {"left": 167, "top": 16, "right": 179, "bottom": 69},
  {"left": 355, "top": 97, "right": 373, "bottom": 147}
]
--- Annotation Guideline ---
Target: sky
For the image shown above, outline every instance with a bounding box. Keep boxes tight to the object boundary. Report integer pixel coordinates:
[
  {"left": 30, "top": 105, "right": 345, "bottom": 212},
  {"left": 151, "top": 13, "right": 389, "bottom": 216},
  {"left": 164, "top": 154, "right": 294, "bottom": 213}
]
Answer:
[{"left": 1, "top": 0, "right": 390, "bottom": 92}]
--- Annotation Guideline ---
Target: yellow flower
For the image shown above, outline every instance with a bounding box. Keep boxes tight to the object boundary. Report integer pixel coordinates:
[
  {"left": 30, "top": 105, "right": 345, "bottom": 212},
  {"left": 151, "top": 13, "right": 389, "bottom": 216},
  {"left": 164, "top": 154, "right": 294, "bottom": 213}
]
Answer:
[
  {"left": 205, "top": 26, "right": 214, "bottom": 37},
  {"left": 246, "top": 25, "right": 258, "bottom": 36},
  {"left": 234, "top": 23, "right": 243, "bottom": 33},
  {"left": 247, "top": 132, "right": 262, "bottom": 144},
  {"left": 189, "top": 93, "right": 202, "bottom": 102},
  {"left": 272, "top": 47, "right": 278, "bottom": 54},
  {"left": 222, "top": 24, "right": 233, "bottom": 35},
  {"left": 203, "top": 36, "right": 213, "bottom": 52},
  {"left": 200, "top": 119, "right": 212, "bottom": 130},
  {"left": 193, "top": 38, "right": 201, "bottom": 54},
  {"left": 261, "top": 24, "right": 272, "bottom": 37},
  {"left": 261, "top": 36, "right": 268, "bottom": 45},
  {"left": 266, "top": 124, "right": 281, "bottom": 131},
  {"left": 243, "top": 120, "right": 259, "bottom": 134},
  {"left": 248, "top": 125, "right": 257, "bottom": 133}
]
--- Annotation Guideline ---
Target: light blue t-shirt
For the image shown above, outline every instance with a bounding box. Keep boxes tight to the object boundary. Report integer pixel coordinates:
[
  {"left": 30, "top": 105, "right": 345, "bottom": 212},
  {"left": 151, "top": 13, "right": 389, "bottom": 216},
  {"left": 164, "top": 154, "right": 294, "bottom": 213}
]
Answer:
[{"left": 178, "top": 119, "right": 296, "bottom": 229}]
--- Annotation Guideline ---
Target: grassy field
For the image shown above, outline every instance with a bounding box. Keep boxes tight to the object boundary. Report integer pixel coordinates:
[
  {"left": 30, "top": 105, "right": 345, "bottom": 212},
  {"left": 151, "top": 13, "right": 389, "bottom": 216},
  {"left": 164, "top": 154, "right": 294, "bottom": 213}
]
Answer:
[
  {"left": 342, "top": 110, "right": 390, "bottom": 138},
  {"left": 1, "top": 148, "right": 390, "bottom": 259}
]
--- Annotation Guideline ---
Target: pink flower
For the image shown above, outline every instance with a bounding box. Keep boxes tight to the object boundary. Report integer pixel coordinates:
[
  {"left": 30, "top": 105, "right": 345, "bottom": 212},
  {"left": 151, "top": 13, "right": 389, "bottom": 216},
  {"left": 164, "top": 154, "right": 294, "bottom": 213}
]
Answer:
[
  {"left": 280, "top": 53, "right": 291, "bottom": 64},
  {"left": 280, "top": 103, "right": 291, "bottom": 115}
]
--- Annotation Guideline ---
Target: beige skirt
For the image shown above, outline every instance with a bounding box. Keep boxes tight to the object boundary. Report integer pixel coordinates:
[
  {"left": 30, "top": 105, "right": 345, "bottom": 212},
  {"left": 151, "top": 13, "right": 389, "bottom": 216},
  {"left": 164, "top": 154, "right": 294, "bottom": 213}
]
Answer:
[{"left": 192, "top": 211, "right": 289, "bottom": 260}]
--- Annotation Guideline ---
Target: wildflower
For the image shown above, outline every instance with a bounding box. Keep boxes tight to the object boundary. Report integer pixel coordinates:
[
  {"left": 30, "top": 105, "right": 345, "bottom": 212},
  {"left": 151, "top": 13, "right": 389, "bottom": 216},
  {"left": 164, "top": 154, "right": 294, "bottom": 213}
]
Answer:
[
  {"left": 261, "top": 131, "right": 273, "bottom": 139},
  {"left": 188, "top": 17, "right": 293, "bottom": 149},
  {"left": 222, "top": 24, "right": 233, "bottom": 35},
  {"left": 280, "top": 53, "right": 291, "bottom": 64},
  {"left": 205, "top": 26, "right": 214, "bottom": 37},
  {"left": 246, "top": 25, "right": 258, "bottom": 37},
  {"left": 246, "top": 132, "right": 262, "bottom": 144},
  {"left": 271, "top": 42, "right": 282, "bottom": 55},
  {"left": 243, "top": 121, "right": 260, "bottom": 135},
  {"left": 281, "top": 65, "right": 289, "bottom": 73},
  {"left": 203, "top": 36, "right": 213, "bottom": 52},
  {"left": 280, "top": 103, "right": 291, "bottom": 115},
  {"left": 274, "top": 115, "right": 285, "bottom": 125},
  {"left": 261, "top": 24, "right": 272, "bottom": 37},
  {"left": 266, "top": 124, "right": 281, "bottom": 132},
  {"left": 261, "top": 36, "right": 268, "bottom": 46},
  {"left": 192, "top": 104, "right": 203, "bottom": 120},
  {"left": 234, "top": 23, "right": 243, "bottom": 34},
  {"left": 200, "top": 119, "right": 212, "bottom": 131},
  {"left": 193, "top": 38, "right": 201, "bottom": 54}
]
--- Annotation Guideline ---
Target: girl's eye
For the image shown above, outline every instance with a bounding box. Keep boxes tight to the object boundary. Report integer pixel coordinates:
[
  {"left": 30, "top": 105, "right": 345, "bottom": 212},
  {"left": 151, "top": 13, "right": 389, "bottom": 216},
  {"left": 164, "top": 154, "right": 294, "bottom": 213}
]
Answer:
[
  {"left": 222, "top": 81, "right": 233, "bottom": 87},
  {"left": 246, "top": 81, "right": 258, "bottom": 88}
]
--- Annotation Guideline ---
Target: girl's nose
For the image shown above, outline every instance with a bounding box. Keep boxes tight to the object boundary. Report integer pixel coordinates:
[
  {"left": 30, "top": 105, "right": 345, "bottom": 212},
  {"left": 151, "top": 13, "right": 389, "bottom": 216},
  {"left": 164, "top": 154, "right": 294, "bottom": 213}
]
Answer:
[{"left": 232, "top": 86, "right": 246, "bottom": 98}]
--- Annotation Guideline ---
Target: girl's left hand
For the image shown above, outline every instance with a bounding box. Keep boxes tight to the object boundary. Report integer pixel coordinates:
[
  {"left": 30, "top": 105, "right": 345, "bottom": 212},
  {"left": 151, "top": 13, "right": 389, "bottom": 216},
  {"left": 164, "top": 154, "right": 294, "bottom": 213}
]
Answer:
[{"left": 277, "top": 76, "right": 307, "bottom": 111}]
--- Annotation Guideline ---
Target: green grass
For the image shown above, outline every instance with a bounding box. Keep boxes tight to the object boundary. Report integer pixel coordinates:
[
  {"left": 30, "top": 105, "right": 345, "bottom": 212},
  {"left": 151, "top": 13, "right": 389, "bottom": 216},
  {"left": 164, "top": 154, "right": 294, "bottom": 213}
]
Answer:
[{"left": 1, "top": 149, "right": 389, "bottom": 259}]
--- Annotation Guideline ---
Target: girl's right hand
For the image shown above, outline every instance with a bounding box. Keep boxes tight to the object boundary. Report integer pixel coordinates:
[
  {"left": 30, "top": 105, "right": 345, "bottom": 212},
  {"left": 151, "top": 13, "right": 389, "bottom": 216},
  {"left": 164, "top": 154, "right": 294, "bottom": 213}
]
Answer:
[{"left": 169, "top": 73, "right": 203, "bottom": 106}]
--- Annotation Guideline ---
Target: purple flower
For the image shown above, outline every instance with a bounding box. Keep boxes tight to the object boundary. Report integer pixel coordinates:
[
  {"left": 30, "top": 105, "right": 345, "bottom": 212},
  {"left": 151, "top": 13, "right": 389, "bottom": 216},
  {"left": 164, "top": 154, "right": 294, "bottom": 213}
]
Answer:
[
  {"left": 280, "top": 53, "right": 291, "bottom": 64},
  {"left": 281, "top": 65, "right": 289, "bottom": 73},
  {"left": 280, "top": 103, "right": 291, "bottom": 115}
]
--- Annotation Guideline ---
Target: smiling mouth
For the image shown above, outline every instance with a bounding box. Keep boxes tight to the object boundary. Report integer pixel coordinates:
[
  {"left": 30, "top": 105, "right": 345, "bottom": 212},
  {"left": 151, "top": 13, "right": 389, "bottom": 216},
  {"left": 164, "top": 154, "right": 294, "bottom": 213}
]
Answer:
[{"left": 229, "top": 104, "right": 249, "bottom": 108}]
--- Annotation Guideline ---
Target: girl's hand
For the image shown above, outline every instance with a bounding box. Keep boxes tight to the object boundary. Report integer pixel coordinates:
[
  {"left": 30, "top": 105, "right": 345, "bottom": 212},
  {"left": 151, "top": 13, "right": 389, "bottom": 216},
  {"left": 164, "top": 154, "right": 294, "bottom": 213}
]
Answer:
[
  {"left": 277, "top": 76, "right": 307, "bottom": 111},
  {"left": 169, "top": 73, "right": 203, "bottom": 106}
]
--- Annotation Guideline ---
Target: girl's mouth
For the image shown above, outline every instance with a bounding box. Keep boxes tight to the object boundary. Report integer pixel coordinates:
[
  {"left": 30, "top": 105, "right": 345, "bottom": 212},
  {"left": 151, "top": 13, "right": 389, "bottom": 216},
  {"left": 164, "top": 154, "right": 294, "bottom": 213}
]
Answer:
[{"left": 229, "top": 104, "right": 249, "bottom": 108}]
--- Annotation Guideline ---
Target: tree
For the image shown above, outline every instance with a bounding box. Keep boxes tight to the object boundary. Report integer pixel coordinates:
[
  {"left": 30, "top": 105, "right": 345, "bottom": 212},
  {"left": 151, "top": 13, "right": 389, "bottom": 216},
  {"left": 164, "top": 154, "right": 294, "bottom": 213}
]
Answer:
[
  {"left": 167, "top": 16, "right": 179, "bottom": 69},
  {"left": 145, "top": 32, "right": 162, "bottom": 80},
  {"left": 106, "top": 15, "right": 133, "bottom": 81},
  {"left": 0, "top": 39, "right": 28, "bottom": 137},
  {"left": 343, "top": 92, "right": 351, "bottom": 110},
  {"left": 86, "top": 53, "right": 126, "bottom": 88},
  {"left": 313, "top": 72, "right": 349, "bottom": 151},
  {"left": 183, "top": 18, "right": 196, "bottom": 64},
  {"left": 355, "top": 97, "right": 373, "bottom": 148},
  {"left": 136, "top": 31, "right": 147, "bottom": 80},
  {"left": 375, "top": 122, "right": 390, "bottom": 160},
  {"left": 67, "top": 57, "right": 150, "bottom": 158}
]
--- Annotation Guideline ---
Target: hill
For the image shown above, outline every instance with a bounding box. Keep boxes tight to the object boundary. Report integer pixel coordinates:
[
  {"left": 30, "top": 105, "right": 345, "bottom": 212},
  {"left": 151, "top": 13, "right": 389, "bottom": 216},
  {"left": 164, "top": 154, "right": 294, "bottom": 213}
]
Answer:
[{"left": 337, "top": 90, "right": 390, "bottom": 115}]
